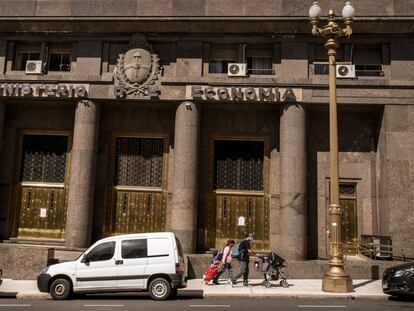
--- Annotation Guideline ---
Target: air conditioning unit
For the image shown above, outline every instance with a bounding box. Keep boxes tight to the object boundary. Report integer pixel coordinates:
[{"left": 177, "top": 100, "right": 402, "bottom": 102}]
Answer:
[
  {"left": 25, "top": 60, "right": 43, "bottom": 74},
  {"left": 228, "top": 63, "right": 247, "bottom": 77},
  {"left": 336, "top": 64, "right": 356, "bottom": 78}
]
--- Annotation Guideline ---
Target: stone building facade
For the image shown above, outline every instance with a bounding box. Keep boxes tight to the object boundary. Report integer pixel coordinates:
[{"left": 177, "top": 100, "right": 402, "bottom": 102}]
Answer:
[{"left": 0, "top": 0, "right": 413, "bottom": 260}]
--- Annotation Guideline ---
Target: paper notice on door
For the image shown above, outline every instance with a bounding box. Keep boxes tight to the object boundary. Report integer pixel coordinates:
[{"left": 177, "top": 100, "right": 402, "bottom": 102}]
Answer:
[
  {"left": 40, "top": 208, "right": 47, "bottom": 218},
  {"left": 238, "top": 216, "right": 245, "bottom": 226}
]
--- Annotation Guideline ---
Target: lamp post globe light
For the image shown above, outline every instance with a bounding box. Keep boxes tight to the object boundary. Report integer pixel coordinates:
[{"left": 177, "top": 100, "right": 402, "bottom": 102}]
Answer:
[{"left": 309, "top": 1, "right": 355, "bottom": 293}]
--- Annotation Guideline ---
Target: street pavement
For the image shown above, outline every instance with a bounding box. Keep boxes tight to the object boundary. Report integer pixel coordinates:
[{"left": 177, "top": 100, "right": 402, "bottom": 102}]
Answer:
[
  {"left": 0, "top": 297, "right": 413, "bottom": 311},
  {"left": 0, "top": 278, "right": 390, "bottom": 300}
]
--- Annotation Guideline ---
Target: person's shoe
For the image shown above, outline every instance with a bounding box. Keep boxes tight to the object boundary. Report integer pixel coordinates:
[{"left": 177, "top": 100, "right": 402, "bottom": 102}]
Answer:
[
  {"left": 212, "top": 281, "right": 220, "bottom": 285},
  {"left": 228, "top": 279, "right": 235, "bottom": 286},
  {"left": 243, "top": 282, "right": 249, "bottom": 287}
]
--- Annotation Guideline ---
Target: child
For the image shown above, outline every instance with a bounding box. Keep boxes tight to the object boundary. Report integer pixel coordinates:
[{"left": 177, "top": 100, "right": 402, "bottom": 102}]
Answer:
[{"left": 210, "top": 250, "right": 220, "bottom": 268}]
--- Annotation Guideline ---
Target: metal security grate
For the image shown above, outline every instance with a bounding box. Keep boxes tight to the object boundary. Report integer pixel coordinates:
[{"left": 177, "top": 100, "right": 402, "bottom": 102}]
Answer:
[
  {"left": 20, "top": 135, "right": 68, "bottom": 183},
  {"left": 214, "top": 140, "right": 264, "bottom": 191},
  {"left": 115, "top": 137, "right": 164, "bottom": 187}
]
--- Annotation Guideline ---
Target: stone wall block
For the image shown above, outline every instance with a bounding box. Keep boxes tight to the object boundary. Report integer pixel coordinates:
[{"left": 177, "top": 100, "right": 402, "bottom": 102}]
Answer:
[
  {"left": 0, "top": 1, "right": 37, "bottom": 16},
  {"left": 71, "top": 0, "right": 104, "bottom": 16},
  {"left": 36, "top": 0, "right": 71, "bottom": 16},
  {"left": 243, "top": 0, "right": 282, "bottom": 16},
  {"left": 172, "top": 0, "right": 205, "bottom": 16},
  {"left": 137, "top": 0, "right": 172, "bottom": 15},
  {"left": 206, "top": 0, "right": 242, "bottom": 16}
]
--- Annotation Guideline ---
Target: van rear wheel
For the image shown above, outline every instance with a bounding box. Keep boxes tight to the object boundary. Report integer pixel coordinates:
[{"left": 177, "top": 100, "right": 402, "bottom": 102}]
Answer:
[
  {"left": 149, "top": 278, "right": 171, "bottom": 300},
  {"left": 50, "top": 278, "right": 72, "bottom": 300}
]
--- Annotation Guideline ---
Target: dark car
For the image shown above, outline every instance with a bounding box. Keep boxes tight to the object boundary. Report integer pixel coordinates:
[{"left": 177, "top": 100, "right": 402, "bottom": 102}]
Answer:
[{"left": 383, "top": 262, "right": 414, "bottom": 297}]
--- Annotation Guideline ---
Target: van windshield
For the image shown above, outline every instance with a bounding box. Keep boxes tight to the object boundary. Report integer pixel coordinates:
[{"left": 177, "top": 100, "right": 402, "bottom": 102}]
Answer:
[{"left": 175, "top": 237, "right": 184, "bottom": 257}]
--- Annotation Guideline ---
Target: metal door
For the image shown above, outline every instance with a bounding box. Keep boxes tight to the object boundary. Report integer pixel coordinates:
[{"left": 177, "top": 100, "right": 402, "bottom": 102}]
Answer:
[
  {"left": 339, "top": 184, "right": 358, "bottom": 254},
  {"left": 16, "top": 134, "right": 69, "bottom": 240},
  {"left": 207, "top": 139, "right": 269, "bottom": 251},
  {"left": 107, "top": 136, "right": 167, "bottom": 235}
]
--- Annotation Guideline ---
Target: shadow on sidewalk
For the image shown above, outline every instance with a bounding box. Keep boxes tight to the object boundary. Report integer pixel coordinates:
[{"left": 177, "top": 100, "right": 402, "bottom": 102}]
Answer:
[
  {"left": 388, "top": 295, "right": 414, "bottom": 302},
  {"left": 353, "top": 279, "right": 377, "bottom": 289},
  {"left": 248, "top": 282, "right": 294, "bottom": 288}
]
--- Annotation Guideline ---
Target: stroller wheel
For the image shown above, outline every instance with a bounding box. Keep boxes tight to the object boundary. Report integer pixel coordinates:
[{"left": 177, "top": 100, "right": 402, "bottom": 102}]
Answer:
[
  {"left": 280, "top": 279, "right": 289, "bottom": 288},
  {"left": 263, "top": 280, "right": 272, "bottom": 288}
]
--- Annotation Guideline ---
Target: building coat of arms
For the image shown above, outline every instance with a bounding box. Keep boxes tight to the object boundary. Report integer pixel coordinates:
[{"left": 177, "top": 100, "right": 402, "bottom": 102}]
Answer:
[{"left": 114, "top": 34, "right": 161, "bottom": 96}]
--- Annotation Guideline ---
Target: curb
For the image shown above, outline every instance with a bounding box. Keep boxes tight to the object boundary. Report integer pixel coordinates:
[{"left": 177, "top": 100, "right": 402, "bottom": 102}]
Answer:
[
  {"left": 203, "top": 293, "right": 389, "bottom": 301},
  {"left": 16, "top": 292, "right": 51, "bottom": 300},
  {"left": 4, "top": 291, "right": 389, "bottom": 301}
]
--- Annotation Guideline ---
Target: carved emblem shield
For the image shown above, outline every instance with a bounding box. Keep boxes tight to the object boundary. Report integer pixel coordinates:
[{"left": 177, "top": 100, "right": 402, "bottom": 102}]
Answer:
[{"left": 114, "top": 34, "right": 160, "bottom": 96}]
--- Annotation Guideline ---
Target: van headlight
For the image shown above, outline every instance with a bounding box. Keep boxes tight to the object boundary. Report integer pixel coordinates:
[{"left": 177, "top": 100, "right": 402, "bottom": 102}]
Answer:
[{"left": 40, "top": 266, "right": 49, "bottom": 274}]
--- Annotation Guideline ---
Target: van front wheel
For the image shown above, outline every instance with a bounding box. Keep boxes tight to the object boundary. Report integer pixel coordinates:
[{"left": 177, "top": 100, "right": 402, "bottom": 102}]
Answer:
[
  {"left": 148, "top": 278, "right": 171, "bottom": 300},
  {"left": 50, "top": 278, "right": 72, "bottom": 300}
]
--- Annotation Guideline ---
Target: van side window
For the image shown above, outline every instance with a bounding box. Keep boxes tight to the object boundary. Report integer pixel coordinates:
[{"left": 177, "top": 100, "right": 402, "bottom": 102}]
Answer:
[
  {"left": 122, "top": 239, "right": 147, "bottom": 259},
  {"left": 86, "top": 241, "right": 115, "bottom": 262},
  {"left": 175, "top": 237, "right": 184, "bottom": 257}
]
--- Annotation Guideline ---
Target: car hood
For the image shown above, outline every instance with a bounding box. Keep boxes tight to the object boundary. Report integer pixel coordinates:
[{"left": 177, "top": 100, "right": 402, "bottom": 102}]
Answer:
[
  {"left": 385, "top": 262, "right": 414, "bottom": 273},
  {"left": 47, "top": 260, "right": 77, "bottom": 275}
]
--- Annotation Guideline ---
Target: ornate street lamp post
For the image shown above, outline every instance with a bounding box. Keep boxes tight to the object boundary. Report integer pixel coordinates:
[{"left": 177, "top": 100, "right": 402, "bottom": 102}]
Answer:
[{"left": 309, "top": 1, "right": 355, "bottom": 292}]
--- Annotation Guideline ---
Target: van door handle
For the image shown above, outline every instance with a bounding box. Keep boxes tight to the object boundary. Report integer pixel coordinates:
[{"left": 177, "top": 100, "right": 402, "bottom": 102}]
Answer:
[{"left": 115, "top": 260, "right": 123, "bottom": 265}]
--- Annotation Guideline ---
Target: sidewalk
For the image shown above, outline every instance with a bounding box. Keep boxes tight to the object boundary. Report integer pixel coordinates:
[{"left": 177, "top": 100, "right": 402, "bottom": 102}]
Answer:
[{"left": 0, "top": 278, "right": 388, "bottom": 300}]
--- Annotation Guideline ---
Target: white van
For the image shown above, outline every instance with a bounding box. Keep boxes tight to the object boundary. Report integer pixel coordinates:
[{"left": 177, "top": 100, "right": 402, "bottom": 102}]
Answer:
[{"left": 37, "top": 232, "right": 187, "bottom": 300}]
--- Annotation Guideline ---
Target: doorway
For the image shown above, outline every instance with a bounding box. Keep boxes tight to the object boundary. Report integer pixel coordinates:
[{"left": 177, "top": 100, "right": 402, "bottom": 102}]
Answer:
[
  {"left": 339, "top": 184, "right": 358, "bottom": 254},
  {"left": 206, "top": 138, "right": 270, "bottom": 251},
  {"left": 15, "top": 133, "right": 69, "bottom": 240},
  {"left": 106, "top": 135, "right": 168, "bottom": 235}
]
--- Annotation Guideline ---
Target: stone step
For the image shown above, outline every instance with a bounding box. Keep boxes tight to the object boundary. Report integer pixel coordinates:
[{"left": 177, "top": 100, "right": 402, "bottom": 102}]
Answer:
[
  {"left": 6, "top": 238, "right": 64, "bottom": 246},
  {"left": 0, "top": 242, "right": 405, "bottom": 280},
  {"left": 186, "top": 254, "right": 401, "bottom": 280}
]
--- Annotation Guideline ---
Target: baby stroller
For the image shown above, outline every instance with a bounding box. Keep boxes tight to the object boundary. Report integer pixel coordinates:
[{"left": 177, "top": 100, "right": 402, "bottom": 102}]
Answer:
[{"left": 254, "top": 252, "right": 288, "bottom": 288}]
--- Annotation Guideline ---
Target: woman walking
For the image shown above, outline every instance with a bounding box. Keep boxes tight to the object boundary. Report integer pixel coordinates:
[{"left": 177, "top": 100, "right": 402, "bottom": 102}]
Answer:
[{"left": 212, "top": 239, "right": 235, "bottom": 285}]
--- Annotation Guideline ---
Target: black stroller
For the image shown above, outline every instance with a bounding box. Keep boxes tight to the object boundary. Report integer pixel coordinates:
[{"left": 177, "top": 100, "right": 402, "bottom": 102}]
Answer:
[{"left": 254, "top": 252, "right": 288, "bottom": 288}]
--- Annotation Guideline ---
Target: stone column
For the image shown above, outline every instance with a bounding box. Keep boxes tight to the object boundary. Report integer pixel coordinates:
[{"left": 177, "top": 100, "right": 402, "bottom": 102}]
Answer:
[
  {"left": 171, "top": 101, "right": 200, "bottom": 253},
  {"left": 65, "top": 100, "right": 100, "bottom": 248},
  {"left": 279, "top": 103, "right": 307, "bottom": 260},
  {"left": 0, "top": 101, "right": 5, "bottom": 156}
]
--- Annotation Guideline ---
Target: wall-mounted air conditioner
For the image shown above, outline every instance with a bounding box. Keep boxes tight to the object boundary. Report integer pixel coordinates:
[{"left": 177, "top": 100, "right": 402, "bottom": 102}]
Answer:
[
  {"left": 228, "top": 63, "right": 247, "bottom": 77},
  {"left": 25, "top": 60, "right": 43, "bottom": 74},
  {"left": 336, "top": 64, "right": 356, "bottom": 78}
]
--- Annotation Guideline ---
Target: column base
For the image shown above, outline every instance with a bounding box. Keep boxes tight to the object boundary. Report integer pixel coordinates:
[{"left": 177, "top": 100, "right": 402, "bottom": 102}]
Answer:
[{"left": 322, "top": 274, "right": 353, "bottom": 292}]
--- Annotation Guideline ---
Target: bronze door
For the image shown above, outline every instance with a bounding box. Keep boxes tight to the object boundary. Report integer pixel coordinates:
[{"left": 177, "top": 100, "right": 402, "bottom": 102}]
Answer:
[
  {"left": 108, "top": 136, "right": 167, "bottom": 235},
  {"left": 339, "top": 184, "right": 358, "bottom": 254},
  {"left": 207, "top": 139, "right": 269, "bottom": 251},
  {"left": 16, "top": 134, "right": 69, "bottom": 239}
]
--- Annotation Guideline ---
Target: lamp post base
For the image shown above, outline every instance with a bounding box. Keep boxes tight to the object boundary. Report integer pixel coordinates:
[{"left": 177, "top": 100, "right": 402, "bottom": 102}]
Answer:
[{"left": 322, "top": 274, "right": 353, "bottom": 292}]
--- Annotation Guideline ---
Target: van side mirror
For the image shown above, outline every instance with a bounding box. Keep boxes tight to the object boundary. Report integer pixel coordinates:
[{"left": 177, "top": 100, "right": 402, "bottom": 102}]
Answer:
[{"left": 81, "top": 254, "right": 89, "bottom": 264}]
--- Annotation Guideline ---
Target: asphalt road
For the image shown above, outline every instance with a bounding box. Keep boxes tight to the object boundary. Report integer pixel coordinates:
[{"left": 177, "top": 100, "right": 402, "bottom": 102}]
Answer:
[{"left": 0, "top": 295, "right": 413, "bottom": 311}]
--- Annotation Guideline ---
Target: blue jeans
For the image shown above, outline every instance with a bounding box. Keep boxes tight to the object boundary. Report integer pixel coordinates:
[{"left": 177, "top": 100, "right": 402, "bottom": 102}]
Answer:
[{"left": 213, "top": 263, "right": 233, "bottom": 283}]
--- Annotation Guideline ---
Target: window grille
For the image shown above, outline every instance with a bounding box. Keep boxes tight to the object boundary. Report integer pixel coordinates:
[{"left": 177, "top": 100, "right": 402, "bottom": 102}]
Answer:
[
  {"left": 214, "top": 140, "right": 264, "bottom": 191},
  {"left": 20, "top": 135, "right": 68, "bottom": 183},
  {"left": 115, "top": 137, "right": 164, "bottom": 187}
]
